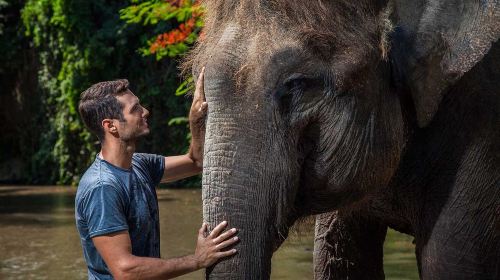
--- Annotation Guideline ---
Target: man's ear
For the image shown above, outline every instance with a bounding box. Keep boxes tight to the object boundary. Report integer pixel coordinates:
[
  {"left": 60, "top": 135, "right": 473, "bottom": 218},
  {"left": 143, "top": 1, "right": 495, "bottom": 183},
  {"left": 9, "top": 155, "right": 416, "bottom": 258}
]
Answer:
[{"left": 102, "top": 119, "right": 118, "bottom": 134}]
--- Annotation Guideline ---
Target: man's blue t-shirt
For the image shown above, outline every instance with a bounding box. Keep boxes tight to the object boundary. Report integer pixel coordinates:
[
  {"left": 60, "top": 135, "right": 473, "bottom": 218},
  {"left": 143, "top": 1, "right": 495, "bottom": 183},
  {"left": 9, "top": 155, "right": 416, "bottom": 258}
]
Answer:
[{"left": 75, "top": 153, "right": 165, "bottom": 279}]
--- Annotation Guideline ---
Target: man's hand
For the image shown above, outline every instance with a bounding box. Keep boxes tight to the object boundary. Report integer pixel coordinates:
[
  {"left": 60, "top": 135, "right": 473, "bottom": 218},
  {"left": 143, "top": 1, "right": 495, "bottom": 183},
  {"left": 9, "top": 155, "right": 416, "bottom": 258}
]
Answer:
[
  {"left": 188, "top": 67, "right": 208, "bottom": 168},
  {"left": 194, "top": 221, "right": 239, "bottom": 268},
  {"left": 91, "top": 222, "right": 238, "bottom": 279},
  {"left": 160, "top": 68, "right": 208, "bottom": 183}
]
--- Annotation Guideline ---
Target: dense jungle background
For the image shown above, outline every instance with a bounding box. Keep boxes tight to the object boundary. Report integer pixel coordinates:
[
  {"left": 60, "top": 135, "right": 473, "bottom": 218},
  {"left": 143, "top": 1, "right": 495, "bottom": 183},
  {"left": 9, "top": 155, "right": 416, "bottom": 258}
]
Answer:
[{"left": 0, "top": 0, "right": 202, "bottom": 186}]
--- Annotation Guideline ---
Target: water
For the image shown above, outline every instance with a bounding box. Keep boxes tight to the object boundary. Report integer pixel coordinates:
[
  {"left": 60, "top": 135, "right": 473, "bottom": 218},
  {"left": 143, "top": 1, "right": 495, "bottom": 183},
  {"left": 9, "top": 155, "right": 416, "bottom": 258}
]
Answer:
[{"left": 0, "top": 186, "right": 419, "bottom": 279}]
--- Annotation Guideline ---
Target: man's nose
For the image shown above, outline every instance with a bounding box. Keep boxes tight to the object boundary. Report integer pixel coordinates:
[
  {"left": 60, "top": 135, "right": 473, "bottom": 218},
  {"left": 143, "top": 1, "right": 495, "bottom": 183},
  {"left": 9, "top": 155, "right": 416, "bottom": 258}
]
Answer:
[{"left": 143, "top": 107, "right": 150, "bottom": 118}]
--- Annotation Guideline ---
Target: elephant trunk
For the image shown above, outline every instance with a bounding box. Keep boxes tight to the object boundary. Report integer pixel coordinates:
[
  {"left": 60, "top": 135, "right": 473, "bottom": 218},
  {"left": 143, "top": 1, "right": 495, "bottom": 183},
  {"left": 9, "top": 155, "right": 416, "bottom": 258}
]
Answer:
[{"left": 202, "top": 106, "right": 275, "bottom": 279}]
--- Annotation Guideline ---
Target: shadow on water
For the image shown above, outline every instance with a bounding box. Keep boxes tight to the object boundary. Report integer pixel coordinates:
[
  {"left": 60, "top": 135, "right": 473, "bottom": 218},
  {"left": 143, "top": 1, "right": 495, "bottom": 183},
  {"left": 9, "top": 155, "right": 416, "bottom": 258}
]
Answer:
[
  {"left": 0, "top": 189, "right": 76, "bottom": 227},
  {"left": 0, "top": 193, "right": 75, "bottom": 214},
  {"left": 0, "top": 187, "right": 31, "bottom": 195},
  {"left": 156, "top": 196, "right": 177, "bottom": 202},
  {"left": 0, "top": 187, "right": 179, "bottom": 227}
]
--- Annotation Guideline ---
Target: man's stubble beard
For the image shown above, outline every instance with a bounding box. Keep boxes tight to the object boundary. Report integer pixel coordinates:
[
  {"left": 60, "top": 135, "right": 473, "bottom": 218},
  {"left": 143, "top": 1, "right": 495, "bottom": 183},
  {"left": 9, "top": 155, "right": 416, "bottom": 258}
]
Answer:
[{"left": 120, "top": 128, "right": 150, "bottom": 143}]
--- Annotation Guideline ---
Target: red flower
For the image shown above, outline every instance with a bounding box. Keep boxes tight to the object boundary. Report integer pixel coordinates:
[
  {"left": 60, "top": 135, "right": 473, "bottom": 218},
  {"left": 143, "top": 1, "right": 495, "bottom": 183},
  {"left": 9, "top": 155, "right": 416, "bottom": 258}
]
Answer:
[{"left": 186, "top": 18, "right": 195, "bottom": 28}]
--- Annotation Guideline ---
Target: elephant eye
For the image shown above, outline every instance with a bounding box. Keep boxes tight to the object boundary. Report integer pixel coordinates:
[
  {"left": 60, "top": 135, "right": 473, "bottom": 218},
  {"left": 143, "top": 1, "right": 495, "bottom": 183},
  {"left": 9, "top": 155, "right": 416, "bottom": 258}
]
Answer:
[
  {"left": 275, "top": 73, "right": 310, "bottom": 100},
  {"left": 283, "top": 73, "right": 309, "bottom": 92}
]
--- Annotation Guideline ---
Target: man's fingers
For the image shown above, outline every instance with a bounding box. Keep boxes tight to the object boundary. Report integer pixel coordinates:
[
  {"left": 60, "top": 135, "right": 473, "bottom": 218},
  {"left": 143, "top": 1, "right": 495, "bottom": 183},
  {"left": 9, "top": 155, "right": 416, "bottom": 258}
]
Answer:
[
  {"left": 198, "top": 102, "right": 208, "bottom": 113},
  {"left": 209, "top": 221, "right": 228, "bottom": 238},
  {"left": 215, "top": 249, "right": 237, "bottom": 259},
  {"left": 195, "top": 67, "right": 206, "bottom": 101},
  {"left": 215, "top": 236, "right": 239, "bottom": 250},
  {"left": 212, "top": 228, "right": 237, "bottom": 244},
  {"left": 199, "top": 223, "right": 208, "bottom": 236}
]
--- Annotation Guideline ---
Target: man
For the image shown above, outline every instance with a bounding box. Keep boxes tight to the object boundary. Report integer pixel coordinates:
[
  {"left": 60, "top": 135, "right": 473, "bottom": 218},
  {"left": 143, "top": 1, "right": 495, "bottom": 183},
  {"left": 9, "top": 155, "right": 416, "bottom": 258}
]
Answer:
[{"left": 75, "top": 68, "right": 238, "bottom": 279}]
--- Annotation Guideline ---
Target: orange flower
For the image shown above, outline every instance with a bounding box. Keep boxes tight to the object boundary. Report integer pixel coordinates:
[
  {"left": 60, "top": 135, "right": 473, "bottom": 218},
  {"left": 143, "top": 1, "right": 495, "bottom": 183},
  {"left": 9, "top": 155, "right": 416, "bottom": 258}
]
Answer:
[
  {"left": 150, "top": 42, "right": 159, "bottom": 53},
  {"left": 186, "top": 18, "right": 195, "bottom": 28},
  {"left": 179, "top": 23, "right": 193, "bottom": 34},
  {"left": 148, "top": 1, "right": 204, "bottom": 54},
  {"left": 166, "top": 32, "right": 176, "bottom": 44}
]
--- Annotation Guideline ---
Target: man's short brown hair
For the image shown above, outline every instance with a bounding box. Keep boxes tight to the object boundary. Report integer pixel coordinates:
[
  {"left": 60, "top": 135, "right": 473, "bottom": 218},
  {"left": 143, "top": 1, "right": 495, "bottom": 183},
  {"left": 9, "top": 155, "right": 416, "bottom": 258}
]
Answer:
[{"left": 78, "top": 79, "right": 130, "bottom": 141}]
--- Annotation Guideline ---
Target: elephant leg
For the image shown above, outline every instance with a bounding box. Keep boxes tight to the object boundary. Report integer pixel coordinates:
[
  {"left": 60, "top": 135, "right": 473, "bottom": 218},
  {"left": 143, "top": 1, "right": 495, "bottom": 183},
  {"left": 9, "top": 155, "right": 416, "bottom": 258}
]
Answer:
[{"left": 313, "top": 210, "right": 387, "bottom": 280}]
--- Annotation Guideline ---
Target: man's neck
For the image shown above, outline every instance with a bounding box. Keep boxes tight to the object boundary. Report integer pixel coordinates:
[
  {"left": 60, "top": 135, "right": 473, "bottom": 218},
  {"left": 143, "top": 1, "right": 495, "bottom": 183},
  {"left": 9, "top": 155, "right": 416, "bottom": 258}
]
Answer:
[{"left": 100, "top": 138, "right": 136, "bottom": 169}]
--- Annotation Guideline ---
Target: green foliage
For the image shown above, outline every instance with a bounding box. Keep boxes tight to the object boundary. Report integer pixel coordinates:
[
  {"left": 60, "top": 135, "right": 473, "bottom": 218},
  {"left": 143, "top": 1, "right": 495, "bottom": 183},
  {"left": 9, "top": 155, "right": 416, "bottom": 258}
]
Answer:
[
  {"left": 0, "top": 1, "right": 7, "bottom": 35},
  {"left": 21, "top": 0, "right": 114, "bottom": 184},
  {"left": 0, "top": 0, "right": 44, "bottom": 183},
  {"left": 16, "top": 0, "right": 192, "bottom": 185},
  {"left": 120, "top": 0, "right": 203, "bottom": 142},
  {"left": 118, "top": 0, "right": 204, "bottom": 187},
  {"left": 0, "top": 0, "right": 202, "bottom": 185},
  {"left": 175, "top": 76, "right": 194, "bottom": 96},
  {"left": 168, "top": 116, "right": 188, "bottom": 126},
  {"left": 120, "top": 0, "right": 193, "bottom": 25},
  {"left": 120, "top": 0, "right": 203, "bottom": 60}
]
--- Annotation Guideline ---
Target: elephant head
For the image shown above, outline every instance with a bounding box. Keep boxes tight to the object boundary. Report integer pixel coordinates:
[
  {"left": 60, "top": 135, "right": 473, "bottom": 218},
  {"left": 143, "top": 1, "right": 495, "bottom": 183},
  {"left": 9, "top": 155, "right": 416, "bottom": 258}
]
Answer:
[{"left": 185, "top": 0, "right": 499, "bottom": 278}]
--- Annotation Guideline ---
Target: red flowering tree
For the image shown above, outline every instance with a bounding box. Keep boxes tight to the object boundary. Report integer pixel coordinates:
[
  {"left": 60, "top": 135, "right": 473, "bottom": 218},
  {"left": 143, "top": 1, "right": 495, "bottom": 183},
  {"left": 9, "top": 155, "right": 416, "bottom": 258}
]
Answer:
[
  {"left": 120, "top": 0, "right": 204, "bottom": 127},
  {"left": 120, "top": 0, "right": 204, "bottom": 60}
]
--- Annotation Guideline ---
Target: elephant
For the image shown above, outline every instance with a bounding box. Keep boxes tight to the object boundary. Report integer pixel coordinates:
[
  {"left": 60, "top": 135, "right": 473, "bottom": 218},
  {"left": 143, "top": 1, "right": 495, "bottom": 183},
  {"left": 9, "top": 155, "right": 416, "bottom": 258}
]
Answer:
[{"left": 183, "top": 0, "right": 500, "bottom": 279}]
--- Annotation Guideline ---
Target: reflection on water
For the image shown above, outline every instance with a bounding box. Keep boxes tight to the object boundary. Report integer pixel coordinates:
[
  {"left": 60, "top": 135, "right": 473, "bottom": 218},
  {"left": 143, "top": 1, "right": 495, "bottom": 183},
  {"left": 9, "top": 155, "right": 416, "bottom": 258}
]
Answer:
[{"left": 0, "top": 186, "right": 418, "bottom": 279}]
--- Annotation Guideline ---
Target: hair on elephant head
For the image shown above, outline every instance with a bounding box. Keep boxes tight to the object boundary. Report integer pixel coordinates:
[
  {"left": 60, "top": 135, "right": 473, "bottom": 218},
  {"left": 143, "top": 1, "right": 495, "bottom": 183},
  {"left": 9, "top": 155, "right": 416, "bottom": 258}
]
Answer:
[{"left": 183, "top": 0, "right": 500, "bottom": 278}]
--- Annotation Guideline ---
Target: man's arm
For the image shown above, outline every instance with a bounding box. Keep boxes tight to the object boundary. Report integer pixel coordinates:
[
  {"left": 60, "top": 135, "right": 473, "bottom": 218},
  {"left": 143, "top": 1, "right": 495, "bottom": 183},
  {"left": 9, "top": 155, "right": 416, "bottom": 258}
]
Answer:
[
  {"left": 92, "top": 221, "right": 237, "bottom": 280},
  {"left": 161, "top": 67, "right": 207, "bottom": 183}
]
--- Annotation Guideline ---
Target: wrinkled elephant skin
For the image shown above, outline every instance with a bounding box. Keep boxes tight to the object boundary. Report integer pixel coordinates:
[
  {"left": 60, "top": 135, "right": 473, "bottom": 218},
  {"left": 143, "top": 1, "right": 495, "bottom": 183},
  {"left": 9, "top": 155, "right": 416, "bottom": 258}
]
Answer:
[{"left": 184, "top": 0, "right": 500, "bottom": 279}]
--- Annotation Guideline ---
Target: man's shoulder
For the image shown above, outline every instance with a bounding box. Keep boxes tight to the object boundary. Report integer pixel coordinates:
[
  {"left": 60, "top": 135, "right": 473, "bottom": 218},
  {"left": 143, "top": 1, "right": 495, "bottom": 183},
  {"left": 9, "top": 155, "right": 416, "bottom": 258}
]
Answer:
[
  {"left": 76, "top": 160, "right": 123, "bottom": 201},
  {"left": 75, "top": 178, "right": 128, "bottom": 218},
  {"left": 132, "top": 152, "right": 164, "bottom": 162},
  {"left": 132, "top": 152, "right": 165, "bottom": 172}
]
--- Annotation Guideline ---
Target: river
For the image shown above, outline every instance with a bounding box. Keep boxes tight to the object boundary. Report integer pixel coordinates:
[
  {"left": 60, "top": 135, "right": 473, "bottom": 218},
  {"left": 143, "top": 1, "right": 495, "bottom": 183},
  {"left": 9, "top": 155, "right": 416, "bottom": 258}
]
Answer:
[{"left": 0, "top": 186, "right": 418, "bottom": 279}]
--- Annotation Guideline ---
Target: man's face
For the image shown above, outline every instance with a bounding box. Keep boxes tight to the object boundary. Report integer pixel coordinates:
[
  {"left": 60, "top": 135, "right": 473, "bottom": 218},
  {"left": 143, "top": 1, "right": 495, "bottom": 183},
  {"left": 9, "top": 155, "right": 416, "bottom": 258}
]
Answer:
[{"left": 115, "top": 91, "right": 150, "bottom": 141}]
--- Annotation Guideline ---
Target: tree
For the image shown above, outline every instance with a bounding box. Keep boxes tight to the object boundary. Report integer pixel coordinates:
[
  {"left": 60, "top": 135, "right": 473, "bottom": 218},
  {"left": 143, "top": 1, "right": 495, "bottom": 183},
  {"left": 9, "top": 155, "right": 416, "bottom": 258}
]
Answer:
[{"left": 17, "top": 0, "right": 199, "bottom": 185}]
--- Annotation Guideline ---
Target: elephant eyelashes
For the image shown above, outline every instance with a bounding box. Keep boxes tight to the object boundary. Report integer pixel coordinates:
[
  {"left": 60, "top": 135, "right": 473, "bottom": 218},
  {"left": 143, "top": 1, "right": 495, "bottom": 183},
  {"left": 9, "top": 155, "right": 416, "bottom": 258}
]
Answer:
[
  {"left": 283, "top": 74, "right": 307, "bottom": 91},
  {"left": 283, "top": 73, "right": 309, "bottom": 93},
  {"left": 275, "top": 73, "right": 310, "bottom": 101},
  {"left": 278, "top": 73, "right": 329, "bottom": 100}
]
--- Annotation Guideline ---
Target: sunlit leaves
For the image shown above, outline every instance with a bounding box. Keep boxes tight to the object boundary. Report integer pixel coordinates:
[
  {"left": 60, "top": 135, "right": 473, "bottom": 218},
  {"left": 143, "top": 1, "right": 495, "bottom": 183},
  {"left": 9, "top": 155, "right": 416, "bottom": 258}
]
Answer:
[
  {"left": 120, "top": 0, "right": 204, "bottom": 60},
  {"left": 175, "top": 76, "right": 194, "bottom": 96},
  {"left": 120, "top": 0, "right": 198, "bottom": 25}
]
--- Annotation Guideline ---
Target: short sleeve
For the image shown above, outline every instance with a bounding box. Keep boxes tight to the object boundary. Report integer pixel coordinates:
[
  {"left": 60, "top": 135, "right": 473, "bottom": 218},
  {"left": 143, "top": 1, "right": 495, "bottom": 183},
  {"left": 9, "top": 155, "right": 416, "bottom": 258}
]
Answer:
[
  {"left": 81, "top": 184, "right": 129, "bottom": 238},
  {"left": 133, "top": 153, "right": 165, "bottom": 186}
]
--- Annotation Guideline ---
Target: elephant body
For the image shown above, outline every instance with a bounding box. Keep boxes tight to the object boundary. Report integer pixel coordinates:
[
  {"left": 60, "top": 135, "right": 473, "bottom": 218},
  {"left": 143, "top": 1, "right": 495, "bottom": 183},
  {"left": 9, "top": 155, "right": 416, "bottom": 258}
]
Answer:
[
  {"left": 315, "top": 42, "right": 500, "bottom": 279},
  {"left": 185, "top": 0, "right": 500, "bottom": 278}
]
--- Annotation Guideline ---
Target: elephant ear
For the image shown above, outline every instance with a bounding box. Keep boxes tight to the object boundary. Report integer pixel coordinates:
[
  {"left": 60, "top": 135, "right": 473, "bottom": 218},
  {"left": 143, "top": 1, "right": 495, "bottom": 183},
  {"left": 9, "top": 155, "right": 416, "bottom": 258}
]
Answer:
[{"left": 391, "top": 0, "right": 500, "bottom": 127}]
